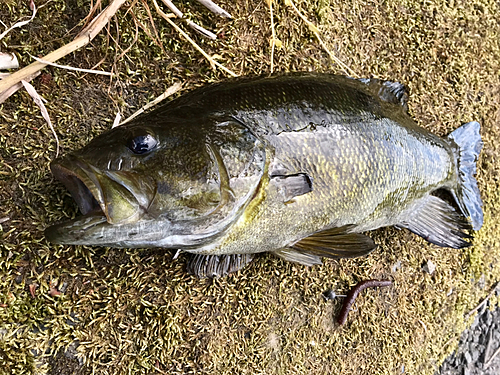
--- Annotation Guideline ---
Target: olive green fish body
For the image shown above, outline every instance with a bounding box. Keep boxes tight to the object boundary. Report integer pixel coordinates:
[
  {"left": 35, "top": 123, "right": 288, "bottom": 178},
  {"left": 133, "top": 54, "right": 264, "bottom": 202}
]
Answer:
[{"left": 45, "top": 73, "right": 483, "bottom": 277}]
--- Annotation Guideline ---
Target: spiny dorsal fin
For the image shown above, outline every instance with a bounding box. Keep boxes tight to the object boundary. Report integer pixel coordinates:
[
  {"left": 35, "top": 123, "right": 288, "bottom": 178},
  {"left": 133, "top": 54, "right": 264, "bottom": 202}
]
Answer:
[
  {"left": 396, "top": 195, "right": 473, "bottom": 249},
  {"left": 186, "top": 253, "right": 254, "bottom": 278},
  {"left": 358, "top": 78, "right": 409, "bottom": 112},
  {"left": 291, "top": 225, "right": 377, "bottom": 260}
]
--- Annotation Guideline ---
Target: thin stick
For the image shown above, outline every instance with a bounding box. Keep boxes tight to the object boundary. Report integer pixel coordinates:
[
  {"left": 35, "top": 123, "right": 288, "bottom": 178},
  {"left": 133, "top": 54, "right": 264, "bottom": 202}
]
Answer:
[
  {"left": 285, "top": 0, "right": 356, "bottom": 77},
  {"left": 153, "top": 0, "right": 238, "bottom": 77},
  {"left": 114, "top": 11, "right": 140, "bottom": 64},
  {"left": 138, "top": 0, "right": 165, "bottom": 53},
  {"left": 195, "top": 0, "right": 232, "bottom": 18},
  {"left": 28, "top": 54, "right": 113, "bottom": 76},
  {"left": 268, "top": 0, "right": 275, "bottom": 73},
  {"left": 485, "top": 345, "right": 500, "bottom": 369},
  {"left": 160, "top": 0, "right": 183, "bottom": 18},
  {"left": 185, "top": 19, "right": 217, "bottom": 40},
  {"left": 0, "top": 0, "right": 128, "bottom": 94},
  {"left": 465, "top": 281, "right": 500, "bottom": 320},
  {"left": 159, "top": 0, "right": 217, "bottom": 39},
  {"left": 119, "top": 81, "right": 184, "bottom": 125}
]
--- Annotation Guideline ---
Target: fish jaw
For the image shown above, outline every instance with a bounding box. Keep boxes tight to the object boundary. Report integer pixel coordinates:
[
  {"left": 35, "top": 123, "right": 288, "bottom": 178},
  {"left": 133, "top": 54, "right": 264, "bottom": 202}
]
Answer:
[
  {"left": 48, "top": 154, "right": 156, "bottom": 228},
  {"left": 44, "top": 211, "right": 225, "bottom": 249}
]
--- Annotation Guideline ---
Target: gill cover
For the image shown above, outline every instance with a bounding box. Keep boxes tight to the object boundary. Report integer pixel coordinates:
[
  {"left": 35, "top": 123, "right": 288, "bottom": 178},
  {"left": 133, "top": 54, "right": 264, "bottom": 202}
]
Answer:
[{"left": 45, "top": 118, "right": 267, "bottom": 248}]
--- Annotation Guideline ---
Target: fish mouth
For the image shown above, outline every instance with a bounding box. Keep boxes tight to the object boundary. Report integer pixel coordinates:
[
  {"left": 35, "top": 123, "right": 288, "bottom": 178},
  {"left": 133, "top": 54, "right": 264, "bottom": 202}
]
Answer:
[{"left": 48, "top": 155, "right": 156, "bottom": 228}]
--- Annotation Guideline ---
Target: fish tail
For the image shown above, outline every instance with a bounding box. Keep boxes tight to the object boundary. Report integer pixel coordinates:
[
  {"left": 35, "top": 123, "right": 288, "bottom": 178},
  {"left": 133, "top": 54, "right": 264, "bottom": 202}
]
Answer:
[{"left": 447, "top": 121, "right": 483, "bottom": 230}]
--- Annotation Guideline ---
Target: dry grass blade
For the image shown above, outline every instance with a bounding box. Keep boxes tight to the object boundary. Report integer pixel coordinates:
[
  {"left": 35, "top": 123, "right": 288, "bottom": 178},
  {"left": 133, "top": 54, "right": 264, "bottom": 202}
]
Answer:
[
  {"left": 285, "top": 0, "right": 356, "bottom": 77},
  {"left": 0, "top": 0, "right": 128, "bottom": 95},
  {"left": 485, "top": 345, "right": 500, "bottom": 369},
  {"left": 21, "top": 80, "right": 60, "bottom": 157},
  {"left": 195, "top": 0, "right": 232, "bottom": 18},
  {"left": 152, "top": 0, "right": 238, "bottom": 77},
  {"left": 268, "top": 0, "right": 276, "bottom": 73},
  {"left": 0, "top": 52, "right": 19, "bottom": 70},
  {"left": 28, "top": 54, "right": 113, "bottom": 76},
  {"left": 159, "top": 0, "right": 217, "bottom": 39},
  {"left": 0, "top": 0, "right": 37, "bottom": 41},
  {"left": 112, "top": 112, "right": 122, "bottom": 128},
  {"left": 119, "top": 80, "right": 184, "bottom": 126},
  {"left": 186, "top": 19, "right": 217, "bottom": 40},
  {"left": 160, "top": 0, "right": 183, "bottom": 18},
  {"left": 0, "top": 71, "right": 40, "bottom": 104}
]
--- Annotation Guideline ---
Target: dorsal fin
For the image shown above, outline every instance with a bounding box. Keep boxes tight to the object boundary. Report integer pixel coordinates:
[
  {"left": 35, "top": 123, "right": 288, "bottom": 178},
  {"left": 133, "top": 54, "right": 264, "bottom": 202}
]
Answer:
[
  {"left": 358, "top": 78, "right": 409, "bottom": 111},
  {"left": 290, "top": 225, "right": 377, "bottom": 260}
]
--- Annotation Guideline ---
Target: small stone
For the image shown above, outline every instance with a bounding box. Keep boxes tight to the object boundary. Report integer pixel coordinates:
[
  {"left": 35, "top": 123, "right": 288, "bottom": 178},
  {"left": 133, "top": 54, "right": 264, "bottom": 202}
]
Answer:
[
  {"left": 464, "top": 351, "right": 472, "bottom": 366},
  {"left": 392, "top": 260, "right": 402, "bottom": 273},
  {"left": 59, "top": 282, "right": 69, "bottom": 293},
  {"left": 477, "top": 274, "right": 486, "bottom": 289},
  {"left": 323, "top": 290, "right": 337, "bottom": 300},
  {"left": 422, "top": 260, "right": 436, "bottom": 275},
  {"left": 463, "top": 368, "right": 470, "bottom": 375},
  {"left": 471, "top": 346, "right": 481, "bottom": 362}
]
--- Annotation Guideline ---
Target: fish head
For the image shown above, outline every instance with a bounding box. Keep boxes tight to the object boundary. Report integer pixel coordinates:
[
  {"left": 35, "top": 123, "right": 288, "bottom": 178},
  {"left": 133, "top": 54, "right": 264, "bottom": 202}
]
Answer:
[{"left": 45, "top": 118, "right": 267, "bottom": 248}]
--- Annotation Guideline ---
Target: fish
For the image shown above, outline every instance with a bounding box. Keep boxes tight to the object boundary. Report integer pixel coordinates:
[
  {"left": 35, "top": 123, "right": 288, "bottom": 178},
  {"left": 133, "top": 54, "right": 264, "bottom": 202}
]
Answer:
[{"left": 45, "top": 73, "right": 483, "bottom": 278}]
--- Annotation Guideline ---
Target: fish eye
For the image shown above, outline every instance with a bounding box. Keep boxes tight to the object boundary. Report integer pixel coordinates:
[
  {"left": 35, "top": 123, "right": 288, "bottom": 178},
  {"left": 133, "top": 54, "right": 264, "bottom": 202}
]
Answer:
[{"left": 127, "top": 134, "right": 158, "bottom": 154}]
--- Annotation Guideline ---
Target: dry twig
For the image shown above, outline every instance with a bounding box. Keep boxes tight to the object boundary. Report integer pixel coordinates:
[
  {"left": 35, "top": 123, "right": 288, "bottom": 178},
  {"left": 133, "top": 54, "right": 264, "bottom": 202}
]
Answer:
[
  {"left": 119, "top": 80, "right": 184, "bottom": 126},
  {"left": 465, "top": 281, "right": 500, "bottom": 320},
  {"left": 152, "top": 0, "right": 237, "bottom": 77},
  {"left": 485, "top": 345, "right": 500, "bottom": 369},
  {"left": 267, "top": 0, "right": 276, "bottom": 73},
  {"left": 195, "top": 0, "right": 232, "bottom": 18},
  {"left": 160, "top": 0, "right": 217, "bottom": 39}
]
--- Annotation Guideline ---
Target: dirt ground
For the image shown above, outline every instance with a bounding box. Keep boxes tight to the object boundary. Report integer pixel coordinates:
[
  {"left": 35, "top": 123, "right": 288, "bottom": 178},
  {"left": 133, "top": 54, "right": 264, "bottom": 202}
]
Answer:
[{"left": 0, "top": 0, "right": 499, "bottom": 374}]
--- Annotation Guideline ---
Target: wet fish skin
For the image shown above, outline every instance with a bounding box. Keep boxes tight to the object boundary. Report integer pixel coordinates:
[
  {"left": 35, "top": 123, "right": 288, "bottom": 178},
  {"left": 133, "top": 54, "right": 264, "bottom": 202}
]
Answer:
[{"left": 45, "top": 73, "right": 483, "bottom": 277}]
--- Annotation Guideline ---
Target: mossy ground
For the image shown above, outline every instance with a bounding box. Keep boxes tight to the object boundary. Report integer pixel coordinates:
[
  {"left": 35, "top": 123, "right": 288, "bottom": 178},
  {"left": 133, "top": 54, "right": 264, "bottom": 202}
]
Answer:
[{"left": 0, "top": 0, "right": 499, "bottom": 374}]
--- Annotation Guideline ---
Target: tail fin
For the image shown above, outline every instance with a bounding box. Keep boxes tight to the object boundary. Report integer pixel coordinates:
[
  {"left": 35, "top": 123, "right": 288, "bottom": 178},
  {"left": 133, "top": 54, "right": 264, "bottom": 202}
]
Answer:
[{"left": 447, "top": 121, "right": 483, "bottom": 230}]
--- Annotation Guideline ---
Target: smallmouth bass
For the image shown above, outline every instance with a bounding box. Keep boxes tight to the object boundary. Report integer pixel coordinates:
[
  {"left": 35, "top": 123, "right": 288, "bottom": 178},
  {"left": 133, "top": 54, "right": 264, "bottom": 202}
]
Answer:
[{"left": 45, "top": 73, "right": 483, "bottom": 277}]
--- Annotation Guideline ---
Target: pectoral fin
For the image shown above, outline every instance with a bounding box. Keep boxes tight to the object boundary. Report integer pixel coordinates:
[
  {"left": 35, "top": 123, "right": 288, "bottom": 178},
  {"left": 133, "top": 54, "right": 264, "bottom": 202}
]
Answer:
[
  {"left": 270, "top": 173, "right": 313, "bottom": 202},
  {"left": 186, "top": 253, "right": 254, "bottom": 278},
  {"left": 273, "top": 226, "right": 377, "bottom": 265},
  {"left": 396, "top": 195, "right": 473, "bottom": 248}
]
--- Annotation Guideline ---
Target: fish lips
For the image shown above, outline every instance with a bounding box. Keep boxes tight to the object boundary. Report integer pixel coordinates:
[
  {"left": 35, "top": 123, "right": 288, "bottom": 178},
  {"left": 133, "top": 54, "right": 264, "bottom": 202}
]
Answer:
[{"left": 48, "top": 155, "right": 156, "bottom": 232}]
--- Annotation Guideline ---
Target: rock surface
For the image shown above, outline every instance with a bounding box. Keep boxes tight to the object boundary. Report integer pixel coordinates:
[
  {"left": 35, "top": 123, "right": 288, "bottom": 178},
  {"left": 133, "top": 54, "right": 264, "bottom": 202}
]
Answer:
[{"left": 437, "top": 300, "right": 500, "bottom": 375}]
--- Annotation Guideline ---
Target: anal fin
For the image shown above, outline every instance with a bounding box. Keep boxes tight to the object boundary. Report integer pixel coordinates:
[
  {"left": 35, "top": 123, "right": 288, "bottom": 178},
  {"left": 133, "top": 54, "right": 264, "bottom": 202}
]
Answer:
[
  {"left": 396, "top": 195, "right": 473, "bottom": 249},
  {"left": 186, "top": 253, "right": 254, "bottom": 278},
  {"left": 289, "top": 225, "right": 377, "bottom": 261},
  {"left": 272, "top": 248, "right": 323, "bottom": 266}
]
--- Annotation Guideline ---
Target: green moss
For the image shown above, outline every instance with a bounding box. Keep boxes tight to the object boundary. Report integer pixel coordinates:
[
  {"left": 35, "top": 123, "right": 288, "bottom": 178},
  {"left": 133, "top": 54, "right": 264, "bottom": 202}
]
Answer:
[{"left": 1, "top": 0, "right": 500, "bottom": 374}]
